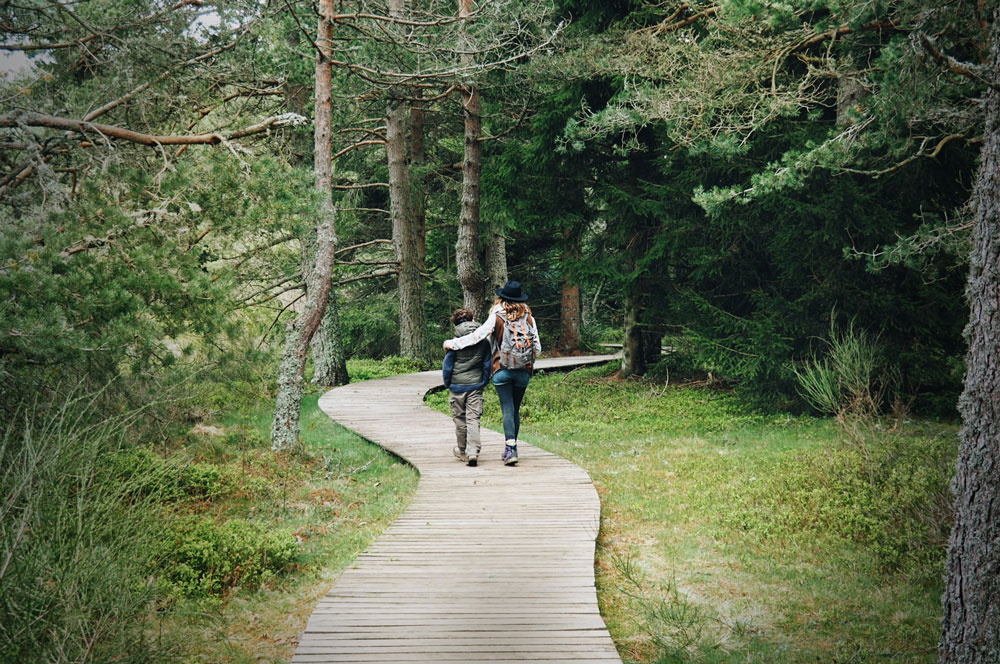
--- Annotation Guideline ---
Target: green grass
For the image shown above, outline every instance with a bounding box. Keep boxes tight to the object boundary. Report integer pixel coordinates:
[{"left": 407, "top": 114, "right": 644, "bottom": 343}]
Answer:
[
  {"left": 156, "top": 364, "right": 419, "bottom": 663},
  {"left": 425, "top": 363, "right": 955, "bottom": 663}
]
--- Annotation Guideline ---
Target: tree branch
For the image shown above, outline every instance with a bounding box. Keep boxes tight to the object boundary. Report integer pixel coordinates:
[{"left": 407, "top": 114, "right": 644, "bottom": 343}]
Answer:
[
  {"left": 0, "top": 111, "right": 306, "bottom": 147},
  {"left": 919, "top": 33, "right": 1000, "bottom": 90},
  {"left": 1, "top": 0, "right": 206, "bottom": 51},
  {"left": 332, "top": 139, "right": 385, "bottom": 161},
  {"left": 838, "top": 133, "right": 978, "bottom": 178},
  {"left": 83, "top": 34, "right": 247, "bottom": 122},
  {"left": 332, "top": 266, "right": 398, "bottom": 286},
  {"left": 335, "top": 238, "right": 393, "bottom": 255},
  {"left": 332, "top": 181, "right": 389, "bottom": 189}
]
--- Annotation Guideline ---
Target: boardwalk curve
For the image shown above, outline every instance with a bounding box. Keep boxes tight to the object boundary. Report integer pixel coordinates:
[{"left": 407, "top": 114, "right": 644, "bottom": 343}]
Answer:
[{"left": 294, "top": 355, "right": 622, "bottom": 664}]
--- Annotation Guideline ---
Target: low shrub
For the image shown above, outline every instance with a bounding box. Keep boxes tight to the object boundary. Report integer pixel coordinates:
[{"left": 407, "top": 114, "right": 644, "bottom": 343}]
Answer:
[
  {"left": 720, "top": 430, "right": 955, "bottom": 575},
  {"left": 155, "top": 517, "right": 298, "bottom": 598},
  {"left": 346, "top": 355, "right": 428, "bottom": 381},
  {"left": 109, "top": 446, "right": 273, "bottom": 502}
]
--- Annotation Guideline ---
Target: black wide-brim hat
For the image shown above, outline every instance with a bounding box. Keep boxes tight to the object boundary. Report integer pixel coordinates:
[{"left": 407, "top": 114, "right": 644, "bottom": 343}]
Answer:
[{"left": 496, "top": 280, "right": 529, "bottom": 302}]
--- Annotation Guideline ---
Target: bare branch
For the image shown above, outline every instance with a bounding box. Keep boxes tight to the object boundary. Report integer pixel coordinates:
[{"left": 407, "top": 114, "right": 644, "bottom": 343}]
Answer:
[
  {"left": 332, "top": 138, "right": 385, "bottom": 161},
  {"left": 919, "top": 32, "right": 1000, "bottom": 90},
  {"left": 477, "top": 98, "right": 530, "bottom": 143},
  {"left": 639, "top": 5, "right": 719, "bottom": 36},
  {"left": 839, "top": 133, "right": 978, "bottom": 178},
  {"left": 0, "top": 34, "right": 99, "bottom": 51},
  {"left": 282, "top": 0, "right": 324, "bottom": 58},
  {"left": 0, "top": 111, "right": 306, "bottom": 147},
  {"left": 332, "top": 266, "right": 397, "bottom": 286},
  {"left": 338, "top": 207, "right": 389, "bottom": 214},
  {"left": 332, "top": 181, "right": 389, "bottom": 190},
  {"left": 332, "top": 11, "right": 475, "bottom": 28},
  {"left": 335, "top": 238, "right": 393, "bottom": 254},
  {"left": 336, "top": 259, "right": 398, "bottom": 266}
]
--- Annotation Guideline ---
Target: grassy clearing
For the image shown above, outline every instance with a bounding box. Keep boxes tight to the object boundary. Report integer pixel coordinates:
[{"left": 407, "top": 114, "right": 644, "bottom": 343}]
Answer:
[{"left": 425, "top": 363, "right": 955, "bottom": 663}]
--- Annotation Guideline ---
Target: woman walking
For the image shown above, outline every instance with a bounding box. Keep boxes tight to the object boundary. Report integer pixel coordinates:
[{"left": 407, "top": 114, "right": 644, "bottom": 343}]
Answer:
[{"left": 443, "top": 281, "right": 541, "bottom": 466}]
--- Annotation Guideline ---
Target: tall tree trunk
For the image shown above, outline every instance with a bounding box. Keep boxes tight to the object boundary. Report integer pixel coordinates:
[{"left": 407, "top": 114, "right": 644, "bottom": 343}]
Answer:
[
  {"left": 387, "top": 102, "right": 423, "bottom": 358},
  {"left": 556, "top": 223, "right": 583, "bottom": 352},
  {"left": 940, "top": 11, "right": 1000, "bottom": 662},
  {"left": 386, "top": 0, "right": 425, "bottom": 359},
  {"left": 411, "top": 98, "right": 427, "bottom": 273},
  {"left": 271, "top": 0, "right": 337, "bottom": 450},
  {"left": 456, "top": 0, "right": 485, "bottom": 320},
  {"left": 621, "top": 282, "right": 645, "bottom": 378},
  {"left": 307, "top": 1, "right": 348, "bottom": 388},
  {"left": 484, "top": 230, "right": 507, "bottom": 302}
]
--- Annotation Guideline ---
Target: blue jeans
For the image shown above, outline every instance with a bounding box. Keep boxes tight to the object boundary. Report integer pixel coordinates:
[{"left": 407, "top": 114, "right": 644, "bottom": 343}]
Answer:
[{"left": 492, "top": 369, "right": 531, "bottom": 441}]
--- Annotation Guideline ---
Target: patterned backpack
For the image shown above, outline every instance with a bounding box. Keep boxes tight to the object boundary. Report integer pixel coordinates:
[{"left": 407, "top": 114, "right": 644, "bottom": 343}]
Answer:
[{"left": 494, "top": 309, "right": 536, "bottom": 371}]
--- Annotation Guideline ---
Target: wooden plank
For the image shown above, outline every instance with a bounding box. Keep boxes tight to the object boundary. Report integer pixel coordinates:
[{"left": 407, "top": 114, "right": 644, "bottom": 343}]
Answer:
[{"left": 293, "top": 355, "right": 623, "bottom": 663}]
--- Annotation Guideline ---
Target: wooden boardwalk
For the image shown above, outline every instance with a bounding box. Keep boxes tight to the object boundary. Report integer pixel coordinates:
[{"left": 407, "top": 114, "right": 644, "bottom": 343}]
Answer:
[{"left": 294, "top": 355, "right": 622, "bottom": 664}]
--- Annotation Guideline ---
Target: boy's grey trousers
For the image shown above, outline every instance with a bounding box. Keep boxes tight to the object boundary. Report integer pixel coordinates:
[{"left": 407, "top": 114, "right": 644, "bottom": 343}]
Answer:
[{"left": 449, "top": 389, "right": 484, "bottom": 456}]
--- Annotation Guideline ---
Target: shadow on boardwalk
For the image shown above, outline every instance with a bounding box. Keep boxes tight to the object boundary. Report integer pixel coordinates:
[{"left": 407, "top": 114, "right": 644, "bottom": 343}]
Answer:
[{"left": 293, "top": 355, "right": 622, "bottom": 664}]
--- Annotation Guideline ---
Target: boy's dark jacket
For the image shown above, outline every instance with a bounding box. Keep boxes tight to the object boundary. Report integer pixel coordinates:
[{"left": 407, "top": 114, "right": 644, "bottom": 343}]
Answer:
[{"left": 442, "top": 320, "right": 491, "bottom": 392}]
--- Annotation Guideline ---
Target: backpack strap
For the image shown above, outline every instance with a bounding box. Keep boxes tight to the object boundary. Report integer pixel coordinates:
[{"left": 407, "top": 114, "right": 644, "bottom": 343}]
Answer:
[{"left": 491, "top": 311, "right": 505, "bottom": 373}]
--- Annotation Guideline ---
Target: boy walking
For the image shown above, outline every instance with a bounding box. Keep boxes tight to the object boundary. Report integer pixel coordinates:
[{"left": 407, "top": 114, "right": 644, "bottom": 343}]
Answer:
[{"left": 442, "top": 309, "right": 492, "bottom": 466}]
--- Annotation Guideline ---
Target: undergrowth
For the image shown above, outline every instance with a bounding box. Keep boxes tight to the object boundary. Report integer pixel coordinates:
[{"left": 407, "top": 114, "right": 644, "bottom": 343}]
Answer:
[
  {"left": 426, "top": 361, "right": 956, "bottom": 663},
  {"left": 1, "top": 356, "right": 420, "bottom": 663}
]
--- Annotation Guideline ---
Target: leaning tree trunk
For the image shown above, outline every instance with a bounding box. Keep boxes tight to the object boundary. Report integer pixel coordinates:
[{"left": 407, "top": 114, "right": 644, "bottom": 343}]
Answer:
[
  {"left": 455, "top": 0, "right": 486, "bottom": 321},
  {"left": 940, "top": 10, "right": 1000, "bottom": 662},
  {"left": 308, "top": 1, "right": 348, "bottom": 388},
  {"left": 620, "top": 282, "right": 646, "bottom": 379},
  {"left": 271, "top": 0, "right": 338, "bottom": 450}
]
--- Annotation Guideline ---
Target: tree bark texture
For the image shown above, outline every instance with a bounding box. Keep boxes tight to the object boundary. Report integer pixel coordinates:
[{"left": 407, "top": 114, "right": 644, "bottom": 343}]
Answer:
[
  {"left": 484, "top": 231, "right": 508, "bottom": 300},
  {"left": 557, "top": 281, "right": 583, "bottom": 352},
  {"left": 621, "top": 283, "right": 646, "bottom": 378},
  {"left": 411, "top": 99, "right": 428, "bottom": 273},
  {"left": 270, "top": 0, "right": 338, "bottom": 450},
  {"left": 556, "top": 224, "right": 584, "bottom": 352},
  {"left": 308, "top": 2, "right": 349, "bottom": 388},
  {"left": 385, "top": 0, "right": 425, "bottom": 359},
  {"left": 312, "top": 288, "right": 350, "bottom": 386},
  {"left": 940, "top": 11, "right": 1000, "bottom": 663},
  {"left": 271, "top": 213, "right": 335, "bottom": 450},
  {"left": 387, "top": 99, "right": 424, "bottom": 358},
  {"left": 455, "top": 0, "right": 486, "bottom": 321}
]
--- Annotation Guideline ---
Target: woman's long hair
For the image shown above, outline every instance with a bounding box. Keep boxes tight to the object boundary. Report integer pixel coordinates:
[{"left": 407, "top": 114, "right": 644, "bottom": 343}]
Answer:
[{"left": 495, "top": 297, "right": 529, "bottom": 322}]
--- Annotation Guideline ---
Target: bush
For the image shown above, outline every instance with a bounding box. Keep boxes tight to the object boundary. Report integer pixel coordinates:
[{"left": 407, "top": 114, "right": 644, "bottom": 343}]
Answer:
[
  {"left": 109, "top": 447, "right": 241, "bottom": 501},
  {"left": 794, "top": 321, "right": 889, "bottom": 421},
  {"left": 720, "top": 430, "right": 955, "bottom": 575},
  {"left": 0, "top": 401, "right": 169, "bottom": 663},
  {"left": 156, "top": 517, "right": 298, "bottom": 598}
]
